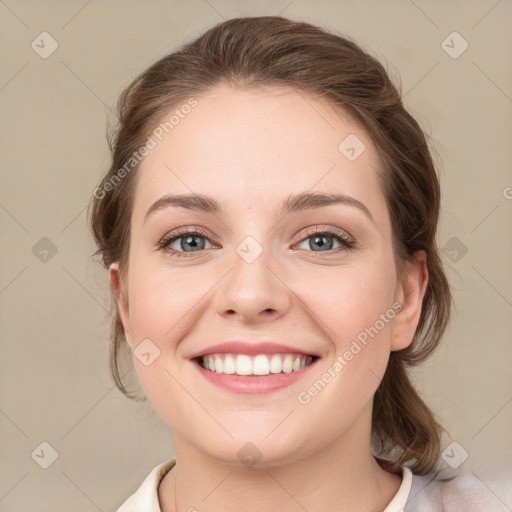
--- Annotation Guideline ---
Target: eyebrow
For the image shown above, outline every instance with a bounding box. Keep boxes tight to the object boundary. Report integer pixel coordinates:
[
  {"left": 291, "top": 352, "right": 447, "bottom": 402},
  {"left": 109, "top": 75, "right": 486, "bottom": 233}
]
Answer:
[{"left": 144, "top": 191, "right": 374, "bottom": 224}]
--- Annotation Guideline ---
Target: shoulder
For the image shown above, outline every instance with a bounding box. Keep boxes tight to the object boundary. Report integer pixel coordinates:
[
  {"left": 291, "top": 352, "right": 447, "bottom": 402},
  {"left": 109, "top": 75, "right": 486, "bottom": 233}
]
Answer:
[{"left": 405, "top": 470, "right": 511, "bottom": 512}]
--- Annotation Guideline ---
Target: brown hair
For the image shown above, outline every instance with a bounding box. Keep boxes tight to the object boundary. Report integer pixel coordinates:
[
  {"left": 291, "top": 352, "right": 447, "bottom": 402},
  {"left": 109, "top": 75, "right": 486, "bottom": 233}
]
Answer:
[{"left": 89, "top": 16, "right": 452, "bottom": 475}]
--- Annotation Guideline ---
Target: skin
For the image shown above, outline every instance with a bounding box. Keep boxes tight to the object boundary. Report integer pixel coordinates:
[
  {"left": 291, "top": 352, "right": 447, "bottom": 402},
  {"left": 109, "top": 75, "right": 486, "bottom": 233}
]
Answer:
[{"left": 109, "top": 83, "right": 428, "bottom": 512}]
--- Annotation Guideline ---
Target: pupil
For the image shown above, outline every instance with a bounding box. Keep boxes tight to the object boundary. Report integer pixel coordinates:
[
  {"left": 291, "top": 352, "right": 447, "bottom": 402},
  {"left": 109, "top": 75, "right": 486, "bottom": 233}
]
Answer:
[
  {"left": 183, "top": 235, "right": 204, "bottom": 251},
  {"left": 312, "top": 235, "right": 332, "bottom": 251}
]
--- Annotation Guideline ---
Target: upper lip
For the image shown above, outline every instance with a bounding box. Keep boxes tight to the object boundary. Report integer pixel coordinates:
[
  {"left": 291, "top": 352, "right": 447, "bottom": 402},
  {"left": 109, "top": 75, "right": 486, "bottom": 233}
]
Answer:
[{"left": 188, "top": 341, "right": 320, "bottom": 359}]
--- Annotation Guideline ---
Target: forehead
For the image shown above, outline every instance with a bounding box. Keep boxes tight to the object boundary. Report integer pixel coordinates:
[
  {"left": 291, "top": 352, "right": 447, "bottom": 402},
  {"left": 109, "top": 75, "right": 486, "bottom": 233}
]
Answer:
[{"left": 133, "top": 83, "right": 385, "bottom": 220}]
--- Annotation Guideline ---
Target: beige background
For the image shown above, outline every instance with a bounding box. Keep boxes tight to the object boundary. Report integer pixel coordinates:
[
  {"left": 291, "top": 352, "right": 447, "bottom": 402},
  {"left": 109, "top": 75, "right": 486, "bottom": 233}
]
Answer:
[{"left": 1, "top": 0, "right": 511, "bottom": 510}]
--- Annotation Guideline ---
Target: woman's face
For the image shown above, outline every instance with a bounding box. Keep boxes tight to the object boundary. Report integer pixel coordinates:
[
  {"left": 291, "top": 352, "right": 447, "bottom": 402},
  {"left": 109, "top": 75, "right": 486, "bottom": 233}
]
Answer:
[{"left": 110, "top": 84, "right": 426, "bottom": 467}]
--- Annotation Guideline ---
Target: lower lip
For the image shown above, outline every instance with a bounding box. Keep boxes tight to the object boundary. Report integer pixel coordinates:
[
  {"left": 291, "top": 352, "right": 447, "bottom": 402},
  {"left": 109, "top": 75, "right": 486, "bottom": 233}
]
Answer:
[{"left": 193, "top": 359, "right": 318, "bottom": 394}]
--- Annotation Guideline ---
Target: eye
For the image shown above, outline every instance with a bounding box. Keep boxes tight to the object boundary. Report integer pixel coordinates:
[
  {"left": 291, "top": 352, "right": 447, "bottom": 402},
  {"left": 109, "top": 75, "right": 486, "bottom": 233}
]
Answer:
[
  {"left": 158, "top": 225, "right": 355, "bottom": 258},
  {"left": 158, "top": 227, "right": 216, "bottom": 257},
  {"left": 295, "top": 226, "right": 355, "bottom": 253}
]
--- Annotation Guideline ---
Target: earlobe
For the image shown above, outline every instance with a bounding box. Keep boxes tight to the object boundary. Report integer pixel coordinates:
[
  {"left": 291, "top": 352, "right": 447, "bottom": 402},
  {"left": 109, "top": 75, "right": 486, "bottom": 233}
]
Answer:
[
  {"left": 391, "top": 251, "right": 429, "bottom": 352},
  {"left": 108, "top": 262, "right": 133, "bottom": 344}
]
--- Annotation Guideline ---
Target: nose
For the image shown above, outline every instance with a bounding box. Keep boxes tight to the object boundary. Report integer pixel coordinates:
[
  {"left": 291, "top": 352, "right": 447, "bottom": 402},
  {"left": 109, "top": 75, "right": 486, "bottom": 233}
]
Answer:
[{"left": 214, "top": 240, "right": 292, "bottom": 324}]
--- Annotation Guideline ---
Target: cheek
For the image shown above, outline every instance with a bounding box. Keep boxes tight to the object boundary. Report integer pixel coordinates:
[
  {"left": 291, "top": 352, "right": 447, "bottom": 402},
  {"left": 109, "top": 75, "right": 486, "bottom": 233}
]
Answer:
[
  {"left": 295, "top": 260, "right": 396, "bottom": 340},
  {"left": 295, "top": 262, "right": 397, "bottom": 390},
  {"left": 126, "top": 262, "right": 192, "bottom": 344},
  {"left": 293, "top": 273, "right": 395, "bottom": 426},
  {"left": 124, "top": 262, "right": 192, "bottom": 414}
]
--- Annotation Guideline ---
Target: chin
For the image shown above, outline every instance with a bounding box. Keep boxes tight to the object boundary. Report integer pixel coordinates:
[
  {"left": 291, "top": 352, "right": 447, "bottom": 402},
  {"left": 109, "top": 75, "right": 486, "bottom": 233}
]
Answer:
[{"left": 192, "top": 430, "right": 314, "bottom": 470}]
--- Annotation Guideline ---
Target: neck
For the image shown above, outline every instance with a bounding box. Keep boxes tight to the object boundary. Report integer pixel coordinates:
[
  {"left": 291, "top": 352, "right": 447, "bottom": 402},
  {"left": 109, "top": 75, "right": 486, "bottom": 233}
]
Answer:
[{"left": 158, "top": 406, "right": 402, "bottom": 512}]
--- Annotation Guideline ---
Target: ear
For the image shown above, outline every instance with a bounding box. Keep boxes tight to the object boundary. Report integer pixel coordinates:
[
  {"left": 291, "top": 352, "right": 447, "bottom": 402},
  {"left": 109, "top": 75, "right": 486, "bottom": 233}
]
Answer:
[
  {"left": 391, "top": 250, "right": 429, "bottom": 351},
  {"left": 109, "top": 262, "right": 134, "bottom": 348}
]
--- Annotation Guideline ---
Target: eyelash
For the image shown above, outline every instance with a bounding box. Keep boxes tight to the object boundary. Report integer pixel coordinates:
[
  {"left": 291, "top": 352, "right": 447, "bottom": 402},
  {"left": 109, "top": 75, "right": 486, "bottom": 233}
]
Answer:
[{"left": 157, "top": 226, "right": 355, "bottom": 258}]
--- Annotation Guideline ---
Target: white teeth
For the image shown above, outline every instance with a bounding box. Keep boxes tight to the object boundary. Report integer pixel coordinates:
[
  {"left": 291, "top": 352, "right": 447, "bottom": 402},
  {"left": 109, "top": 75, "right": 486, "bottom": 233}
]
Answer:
[
  {"left": 223, "top": 354, "right": 236, "bottom": 374},
  {"left": 282, "top": 355, "right": 293, "bottom": 373},
  {"left": 253, "top": 355, "right": 270, "bottom": 375},
  {"left": 235, "top": 355, "right": 253, "bottom": 376},
  {"left": 200, "top": 353, "right": 315, "bottom": 376},
  {"left": 269, "top": 354, "right": 282, "bottom": 374}
]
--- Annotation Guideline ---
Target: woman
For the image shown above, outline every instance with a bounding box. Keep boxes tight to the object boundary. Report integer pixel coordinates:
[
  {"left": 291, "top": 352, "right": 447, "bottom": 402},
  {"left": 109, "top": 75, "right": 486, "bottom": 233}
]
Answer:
[{"left": 89, "top": 15, "right": 499, "bottom": 512}]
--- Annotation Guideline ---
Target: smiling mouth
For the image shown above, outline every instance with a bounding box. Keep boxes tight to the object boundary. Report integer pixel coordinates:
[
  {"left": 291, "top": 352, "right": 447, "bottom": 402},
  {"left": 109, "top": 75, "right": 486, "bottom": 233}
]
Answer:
[{"left": 196, "top": 353, "right": 319, "bottom": 376}]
